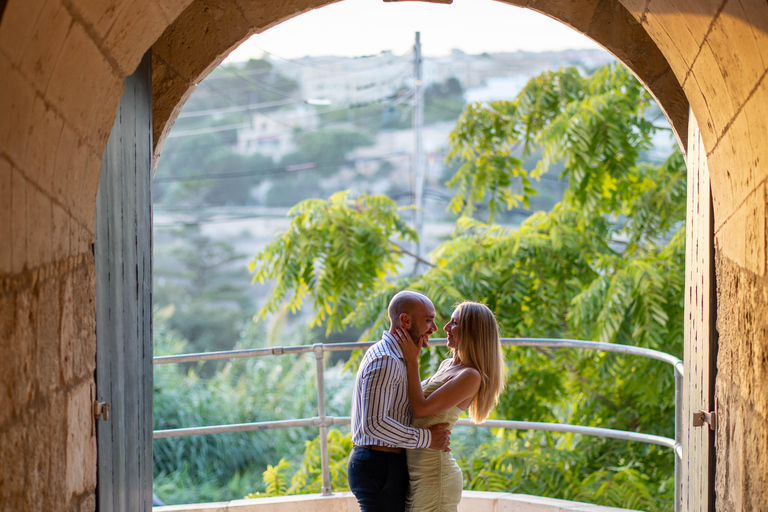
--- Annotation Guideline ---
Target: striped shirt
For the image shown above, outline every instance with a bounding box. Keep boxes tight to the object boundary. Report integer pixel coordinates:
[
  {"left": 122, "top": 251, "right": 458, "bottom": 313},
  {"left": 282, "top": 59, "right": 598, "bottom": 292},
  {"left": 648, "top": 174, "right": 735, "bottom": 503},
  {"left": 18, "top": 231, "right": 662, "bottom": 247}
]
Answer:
[{"left": 350, "top": 331, "right": 431, "bottom": 449}]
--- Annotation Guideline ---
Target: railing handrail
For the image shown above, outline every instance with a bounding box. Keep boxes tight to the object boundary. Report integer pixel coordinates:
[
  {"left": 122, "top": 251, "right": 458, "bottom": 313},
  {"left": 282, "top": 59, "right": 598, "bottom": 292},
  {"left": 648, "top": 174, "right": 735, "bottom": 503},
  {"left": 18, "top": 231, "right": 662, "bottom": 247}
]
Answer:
[
  {"left": 153, "top": 337, "right": 683, "bottom": 376},
  {"left": 152, "top": 337, "right": 683, "bottom": 511}
]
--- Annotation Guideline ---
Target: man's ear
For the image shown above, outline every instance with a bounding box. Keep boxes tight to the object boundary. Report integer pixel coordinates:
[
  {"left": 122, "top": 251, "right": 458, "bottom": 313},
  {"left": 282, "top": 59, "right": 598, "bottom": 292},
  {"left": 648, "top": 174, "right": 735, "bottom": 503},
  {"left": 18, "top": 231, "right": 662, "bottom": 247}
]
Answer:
[{"left": 399, "top": 312, "right": 411, "bottom": 329}]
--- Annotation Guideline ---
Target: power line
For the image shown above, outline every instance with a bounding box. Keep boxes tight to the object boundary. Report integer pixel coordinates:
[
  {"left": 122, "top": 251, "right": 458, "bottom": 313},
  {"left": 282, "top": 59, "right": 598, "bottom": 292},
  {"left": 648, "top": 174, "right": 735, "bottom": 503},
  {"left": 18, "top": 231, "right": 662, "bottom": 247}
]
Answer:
[
  {"left": 178, "top": 98, "right": 302, "bottom": 118},
  {"left": 154, "top": 153, "right": 410, "bottom": 184},
  {"left": 255, "top": 46, "right": 414, "bottom": 74},
  {"left": 165, "top": 95, "right": 414, "bottom": 142},
  {"left": 198, "top": 80, "right": 299, "bottom": 130},
  {"left": 219, "top": 64, "right": 310, "bottom": 103}
]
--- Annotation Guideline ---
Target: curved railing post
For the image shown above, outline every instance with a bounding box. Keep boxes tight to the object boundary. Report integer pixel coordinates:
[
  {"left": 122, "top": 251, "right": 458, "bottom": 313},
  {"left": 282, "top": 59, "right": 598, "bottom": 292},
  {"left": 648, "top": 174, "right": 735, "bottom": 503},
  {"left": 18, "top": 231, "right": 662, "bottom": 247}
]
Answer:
[{"left": 313, "top": 344, "right": 332, "bottom": 496}]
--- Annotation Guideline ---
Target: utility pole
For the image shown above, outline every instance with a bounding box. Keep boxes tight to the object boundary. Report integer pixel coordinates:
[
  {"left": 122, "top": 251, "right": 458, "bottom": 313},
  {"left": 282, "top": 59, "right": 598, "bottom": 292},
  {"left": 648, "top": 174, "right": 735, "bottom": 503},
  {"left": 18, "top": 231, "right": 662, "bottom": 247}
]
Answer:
[{"left": 412, "top": 31, "right": 425, "bottom": 274}]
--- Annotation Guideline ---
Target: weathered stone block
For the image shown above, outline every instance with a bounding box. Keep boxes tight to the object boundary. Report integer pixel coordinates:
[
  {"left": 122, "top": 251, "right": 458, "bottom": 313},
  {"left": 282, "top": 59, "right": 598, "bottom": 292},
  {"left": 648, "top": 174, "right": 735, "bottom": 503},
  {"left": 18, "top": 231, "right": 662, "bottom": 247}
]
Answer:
[
  {"left": 151, "top": 0, "right": 250, "bottom": 83},
  {"left": 0, "top": 53, "right": 35, "bottom": 166},
  {"left": 715, "top": 255, "right": 768, "bottom": 511},
  {"left": 641, "top": 3, "right": 699, "bottom": 80},
  {"left": 26, "top": 97, "right": 65, "bottom": 198},
  {"left": 48, "top": 391, "right": 69, "bottom": 510},
  {"left": 26, "top": 184, "right": 53, "bottom": 268},
  {"left": 102, "top": 0, "right": 168, "bottom": 76},
  {"left": 10, "top": 286, "right": 36, "bottom": 414},
  {"left": 23, "top": 390, "right": 67, "bottom": 511},
  {"left": 715, "top": 184, "right": 767, "bottom": 278},
  {"left": 648, "top": 68, "right": 689, "bottom": 152},
  {"left": 86, "top": 75, "right": 124, "bottom": 153},
  {"left": 0, "top": 157, "right": 11, "bottom": 273},
  {"left": 0, "top": 288, "right": 16, "bottom": 425},
  {"left": 60, "top": 271, "right": 76, "bottom": 385},
  {"left": 66, "top": 381, "right": 97, "bottom": 498},
  {"left": 524, "top": 0, "right": 601, "bottom": 33},
  {"left": 36, "top": 277, "right": 61, "bottom": 394},
  {"left": 52, "top": 203, "right": 71, "bottom": 262},
  {"left": 706, "top": 7, "right": 765, "bottom": 115},
  {"left": 72, "top": 263, "right": 97, "bottom": 379},
  {"left": 56, "top": 125, "right": 92, "bottom": 212},
  {"left": 744, "top": 407, "right": 768, "bottom": 511},
  {"left": 77, "top": 492, "right": 97, "bottom": 512},
  {"left": 740, "top": 0, "right": 768, "bottom": 68},
  {"left": 683, "top": 70, "right": 719, "bottom": 154},
  {"left": 585, "top": 0, "right": 685, "bottom": 118},
  {"left": 690, "top": 42, "right": 735, "bottom": 142},
  {"left": 743, "top": 184, "right": 767, "bottom": 278},
  {"left": 156, "top": 0, "right": 197, "bottom": 23},
  {"left": 0, "top": 0, "right": 47, "bottom": 68},
  {"left": 72, "top": 0, "right": 129, "bottom": 40},
  {"left": 233, "top": 0, "right": 325, "bottom": 32},
  {"left": 19, "top": 0, "right": 73, "bottom": 92},
  {"left": 46, "top": 23, "right": 119, "bottom": 145},
  {"left": 707, "top": 117, "right": 754, "bottom": 234},
  {"left": 667, "top": 0, "right": 722, "bottom": 48},
  {"left": 75, "top": 151, "right": 104, "bottom": 228},
  {"left": 73, "top": 222, "right": 94, "bottom": 258},
  {"left": 0, "top": 420, "right": 27, "bottom": 510},
  {"left": 151, "top": 52, "right": 195, "bottom": 160},
  {"left": 11, "top": 168, "right": 28, "bottom": 275}
]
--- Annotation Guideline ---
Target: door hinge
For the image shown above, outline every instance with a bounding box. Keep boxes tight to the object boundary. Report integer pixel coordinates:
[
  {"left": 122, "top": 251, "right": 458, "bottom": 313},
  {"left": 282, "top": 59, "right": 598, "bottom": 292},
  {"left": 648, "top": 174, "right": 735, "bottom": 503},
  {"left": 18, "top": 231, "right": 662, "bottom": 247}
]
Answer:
[
  {"left": 693, "top": 409, "right": 716, "bottom": 430},
  {"left": 94, "top": 401, "right": 110, "bottom": 421}
]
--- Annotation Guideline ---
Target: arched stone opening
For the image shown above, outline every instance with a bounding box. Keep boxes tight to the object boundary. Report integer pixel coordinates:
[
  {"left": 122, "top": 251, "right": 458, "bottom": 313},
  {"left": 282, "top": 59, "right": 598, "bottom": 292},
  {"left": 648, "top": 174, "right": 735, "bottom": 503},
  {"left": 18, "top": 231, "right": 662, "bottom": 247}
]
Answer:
[{"left": 1, "top": 1, "right": 767, "bottom": 510}]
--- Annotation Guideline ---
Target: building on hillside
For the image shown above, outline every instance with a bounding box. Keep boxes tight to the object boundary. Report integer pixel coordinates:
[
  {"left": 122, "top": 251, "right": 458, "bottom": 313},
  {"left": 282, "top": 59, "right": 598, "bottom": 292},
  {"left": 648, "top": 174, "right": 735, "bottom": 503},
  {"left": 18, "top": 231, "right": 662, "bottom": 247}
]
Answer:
[{"left": 235, "top": 105, "right": 319, "bottom": 158}]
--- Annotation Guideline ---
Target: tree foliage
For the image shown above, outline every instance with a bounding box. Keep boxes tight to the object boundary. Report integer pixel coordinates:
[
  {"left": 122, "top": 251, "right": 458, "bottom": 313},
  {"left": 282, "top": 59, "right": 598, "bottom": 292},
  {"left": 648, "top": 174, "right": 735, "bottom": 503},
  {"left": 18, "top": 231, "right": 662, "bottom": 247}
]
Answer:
[
  {"left": 249, "top": 191, "right": 417, "bottom": 334},
  {"left": 248, "top": 63, "right": 686, "bottom": 510}
]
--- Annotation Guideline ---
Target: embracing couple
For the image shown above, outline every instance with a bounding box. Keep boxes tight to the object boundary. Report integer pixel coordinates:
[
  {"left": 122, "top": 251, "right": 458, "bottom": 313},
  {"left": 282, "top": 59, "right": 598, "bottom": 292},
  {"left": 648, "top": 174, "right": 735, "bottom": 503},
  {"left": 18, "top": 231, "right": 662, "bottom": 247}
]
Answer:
[{"left": 348, "top": 291, "right": 505, "bottom": 512}]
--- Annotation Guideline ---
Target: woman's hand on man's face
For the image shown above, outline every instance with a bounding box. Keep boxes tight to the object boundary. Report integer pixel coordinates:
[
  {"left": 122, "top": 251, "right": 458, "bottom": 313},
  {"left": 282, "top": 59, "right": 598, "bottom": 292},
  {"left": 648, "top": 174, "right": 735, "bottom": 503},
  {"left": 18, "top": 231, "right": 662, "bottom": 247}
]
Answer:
[{"left": 393, "top": 327, "right": 423, "bottom": 365}]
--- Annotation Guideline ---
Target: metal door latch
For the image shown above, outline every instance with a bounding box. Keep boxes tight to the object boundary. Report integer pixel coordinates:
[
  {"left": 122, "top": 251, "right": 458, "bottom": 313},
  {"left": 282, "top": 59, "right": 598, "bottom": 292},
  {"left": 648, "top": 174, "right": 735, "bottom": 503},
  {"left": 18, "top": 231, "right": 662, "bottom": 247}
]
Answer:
[
  {"left": 94, "top": 401, "right": 110, "bottom": 421},
  {"left": 693, "top": 409, "right": 716, "bottom": 430}
]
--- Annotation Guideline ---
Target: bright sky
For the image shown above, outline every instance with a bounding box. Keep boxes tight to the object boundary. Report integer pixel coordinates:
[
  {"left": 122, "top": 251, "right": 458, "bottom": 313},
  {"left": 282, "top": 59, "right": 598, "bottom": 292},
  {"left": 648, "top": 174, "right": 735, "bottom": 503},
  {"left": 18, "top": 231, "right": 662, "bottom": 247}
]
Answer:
[{"left": 225, "top": 0, "right": 604, "bottom": 61}]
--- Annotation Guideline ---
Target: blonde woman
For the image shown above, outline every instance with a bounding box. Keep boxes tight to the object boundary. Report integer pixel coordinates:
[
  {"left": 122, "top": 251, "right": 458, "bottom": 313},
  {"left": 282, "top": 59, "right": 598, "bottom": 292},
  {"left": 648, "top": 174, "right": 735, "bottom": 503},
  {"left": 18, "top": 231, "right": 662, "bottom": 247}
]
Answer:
[{"left": 393, "top": 301, "right": 505, "bottom": 512}]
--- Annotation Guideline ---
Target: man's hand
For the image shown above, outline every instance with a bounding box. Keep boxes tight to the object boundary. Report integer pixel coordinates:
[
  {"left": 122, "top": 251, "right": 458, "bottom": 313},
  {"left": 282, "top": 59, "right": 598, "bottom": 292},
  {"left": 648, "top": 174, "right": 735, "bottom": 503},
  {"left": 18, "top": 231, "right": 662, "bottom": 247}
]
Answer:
[{"left": 427, "top": 422, "right": 451, "bottom": 452}]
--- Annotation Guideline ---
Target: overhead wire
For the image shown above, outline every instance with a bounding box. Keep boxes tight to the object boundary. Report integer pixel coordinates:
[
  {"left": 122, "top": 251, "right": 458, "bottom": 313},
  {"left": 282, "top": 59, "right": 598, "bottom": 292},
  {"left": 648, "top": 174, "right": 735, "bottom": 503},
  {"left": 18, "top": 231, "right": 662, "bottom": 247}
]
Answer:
[
  {"left": 154, "top": 153, "right": 410, "bottom": 184},
  {"left": 253, "top": 45, "right": 414, "bottom": 73}
]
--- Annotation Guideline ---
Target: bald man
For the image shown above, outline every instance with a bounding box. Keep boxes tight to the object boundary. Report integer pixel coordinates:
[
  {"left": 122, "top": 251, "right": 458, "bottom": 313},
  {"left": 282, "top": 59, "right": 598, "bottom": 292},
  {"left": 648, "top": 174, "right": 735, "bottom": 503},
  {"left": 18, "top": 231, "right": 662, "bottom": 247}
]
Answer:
[{"left": 348, "top": 291, "right": 451, "bottom": 512}]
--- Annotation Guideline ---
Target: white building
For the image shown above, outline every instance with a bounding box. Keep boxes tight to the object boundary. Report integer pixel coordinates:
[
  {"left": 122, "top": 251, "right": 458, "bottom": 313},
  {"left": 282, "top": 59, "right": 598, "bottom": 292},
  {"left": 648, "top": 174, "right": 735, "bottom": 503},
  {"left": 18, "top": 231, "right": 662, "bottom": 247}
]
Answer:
[{"left": 235, "top": 105, "right": 319, "bottom": 158}]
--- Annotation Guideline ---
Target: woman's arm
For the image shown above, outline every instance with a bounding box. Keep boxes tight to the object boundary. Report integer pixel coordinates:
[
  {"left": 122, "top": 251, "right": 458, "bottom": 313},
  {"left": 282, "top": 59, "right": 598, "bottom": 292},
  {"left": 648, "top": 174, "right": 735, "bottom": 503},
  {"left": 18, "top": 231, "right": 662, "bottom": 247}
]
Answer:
[{"left": 395, "top": 328, "right": 481, "bottom": 419}]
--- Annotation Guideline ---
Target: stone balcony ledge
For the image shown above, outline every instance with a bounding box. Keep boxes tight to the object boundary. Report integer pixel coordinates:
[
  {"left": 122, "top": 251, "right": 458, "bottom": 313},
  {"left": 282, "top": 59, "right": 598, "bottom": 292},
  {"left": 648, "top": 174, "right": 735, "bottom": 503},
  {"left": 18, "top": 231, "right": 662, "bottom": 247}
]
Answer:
[{"left": 154, "top": 491, "right": 643, "bottom": 512}]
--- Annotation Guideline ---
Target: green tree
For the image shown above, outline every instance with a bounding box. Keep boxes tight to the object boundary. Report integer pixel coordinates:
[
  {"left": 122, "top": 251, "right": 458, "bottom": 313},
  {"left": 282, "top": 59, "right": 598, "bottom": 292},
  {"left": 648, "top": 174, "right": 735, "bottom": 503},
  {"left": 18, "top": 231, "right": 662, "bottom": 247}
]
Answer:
[
  {"left": 154, "top": 225, "right": 256, "bottom": 357},
  {"left": 248, "top": 63, "right": 685, "bottom": 510}
]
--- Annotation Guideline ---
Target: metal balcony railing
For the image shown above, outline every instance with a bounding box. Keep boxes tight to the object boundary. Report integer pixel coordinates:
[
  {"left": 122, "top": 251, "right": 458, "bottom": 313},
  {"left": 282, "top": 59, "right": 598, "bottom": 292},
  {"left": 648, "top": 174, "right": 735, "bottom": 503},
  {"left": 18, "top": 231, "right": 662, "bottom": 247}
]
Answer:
[{"left": 153, "top": 338, "right": 684, "bottom": 511}]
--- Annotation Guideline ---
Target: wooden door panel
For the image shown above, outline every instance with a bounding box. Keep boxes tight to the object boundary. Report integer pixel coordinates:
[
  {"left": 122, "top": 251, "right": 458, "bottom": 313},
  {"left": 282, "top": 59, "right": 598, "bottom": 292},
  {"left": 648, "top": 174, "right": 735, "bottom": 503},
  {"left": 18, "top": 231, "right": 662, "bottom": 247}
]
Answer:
[
  {"left": 94, "top": 51, "right": 153, "bottom": 512},
  {"left": 682, "top": 110, "right": 716, "bottom": 512}
]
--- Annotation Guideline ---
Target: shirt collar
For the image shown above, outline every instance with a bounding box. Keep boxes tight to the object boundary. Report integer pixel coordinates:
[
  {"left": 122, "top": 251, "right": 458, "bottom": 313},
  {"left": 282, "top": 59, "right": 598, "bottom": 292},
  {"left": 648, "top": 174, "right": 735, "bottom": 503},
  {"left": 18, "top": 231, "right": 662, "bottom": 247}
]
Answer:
[{"left": 382, "top": 330, "right": 404, "bottom": 359}]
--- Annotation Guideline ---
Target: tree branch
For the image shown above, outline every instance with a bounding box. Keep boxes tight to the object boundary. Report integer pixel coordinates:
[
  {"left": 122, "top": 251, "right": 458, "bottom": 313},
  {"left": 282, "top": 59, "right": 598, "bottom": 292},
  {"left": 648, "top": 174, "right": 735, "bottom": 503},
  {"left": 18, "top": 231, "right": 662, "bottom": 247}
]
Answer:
[{"left": 390, "top": 242, "right": 437, "bottom": 269}]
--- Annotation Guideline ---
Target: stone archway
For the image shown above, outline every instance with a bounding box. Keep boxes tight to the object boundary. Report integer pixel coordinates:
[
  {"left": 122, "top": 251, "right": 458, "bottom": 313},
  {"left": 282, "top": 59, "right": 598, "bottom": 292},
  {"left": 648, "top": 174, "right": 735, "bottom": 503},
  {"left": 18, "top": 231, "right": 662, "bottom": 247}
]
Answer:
[{"left": 1, "top": 1, "right": 766, "bottom": 511}]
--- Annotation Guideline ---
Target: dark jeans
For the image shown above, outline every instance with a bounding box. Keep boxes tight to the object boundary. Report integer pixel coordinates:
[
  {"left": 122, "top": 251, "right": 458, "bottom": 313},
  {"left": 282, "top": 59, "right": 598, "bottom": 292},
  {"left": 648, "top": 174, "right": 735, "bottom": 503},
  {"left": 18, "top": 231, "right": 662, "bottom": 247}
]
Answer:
[{"left": 348, "top": 446, "right": 409, "bottom": 512}]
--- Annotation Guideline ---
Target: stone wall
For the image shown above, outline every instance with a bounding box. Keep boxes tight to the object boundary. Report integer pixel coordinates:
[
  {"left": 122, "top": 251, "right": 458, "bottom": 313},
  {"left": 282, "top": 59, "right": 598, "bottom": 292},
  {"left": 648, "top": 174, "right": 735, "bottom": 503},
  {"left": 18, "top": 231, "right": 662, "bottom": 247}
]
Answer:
[
  {"left": 0, "top": 255, "right": 96, "bottom": 510},
  {"left": 0, "top": 0, "right": 192, "bottom": 508},
  {"left": 714, "top": 253, "right": 768, "bottom": 512}
]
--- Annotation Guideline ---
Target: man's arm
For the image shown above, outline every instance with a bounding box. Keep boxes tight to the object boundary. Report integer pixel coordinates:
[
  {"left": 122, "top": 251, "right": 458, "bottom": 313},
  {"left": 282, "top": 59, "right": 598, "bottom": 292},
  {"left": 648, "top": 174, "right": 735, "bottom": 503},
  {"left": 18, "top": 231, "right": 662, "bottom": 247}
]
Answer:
[{"left": 358, "top": 353, "right": 433, "bottom": 449}]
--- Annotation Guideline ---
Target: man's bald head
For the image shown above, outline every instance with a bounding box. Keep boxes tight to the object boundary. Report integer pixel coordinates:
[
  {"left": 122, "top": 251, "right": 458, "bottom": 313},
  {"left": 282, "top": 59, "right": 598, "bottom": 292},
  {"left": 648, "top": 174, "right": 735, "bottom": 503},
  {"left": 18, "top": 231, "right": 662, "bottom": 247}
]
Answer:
[{"left": 388, "top": 291, "right": 429, "bottom": 326}]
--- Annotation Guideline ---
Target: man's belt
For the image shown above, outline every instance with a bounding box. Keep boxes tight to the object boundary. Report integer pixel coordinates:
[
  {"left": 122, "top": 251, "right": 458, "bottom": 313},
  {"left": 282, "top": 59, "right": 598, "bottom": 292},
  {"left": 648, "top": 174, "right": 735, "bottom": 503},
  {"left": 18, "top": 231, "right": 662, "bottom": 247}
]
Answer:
[{"left": 355, "top": 444, "right": 404, "bottom": 454}]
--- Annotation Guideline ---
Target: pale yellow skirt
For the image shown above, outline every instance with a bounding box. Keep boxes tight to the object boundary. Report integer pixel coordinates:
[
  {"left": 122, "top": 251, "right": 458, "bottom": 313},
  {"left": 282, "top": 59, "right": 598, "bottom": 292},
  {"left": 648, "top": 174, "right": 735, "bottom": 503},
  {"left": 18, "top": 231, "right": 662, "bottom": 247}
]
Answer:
[{"left": 405, "top": 448, "right": 463, "bottom": 512}]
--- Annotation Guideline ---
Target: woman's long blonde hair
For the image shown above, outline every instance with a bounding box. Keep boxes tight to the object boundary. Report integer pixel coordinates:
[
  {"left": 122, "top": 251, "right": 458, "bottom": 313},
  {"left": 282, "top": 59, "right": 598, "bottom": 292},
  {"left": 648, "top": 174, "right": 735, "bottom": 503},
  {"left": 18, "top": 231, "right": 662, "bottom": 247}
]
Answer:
[{"left": 452, "top": 301, "right": 505, "bottom": 423}]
